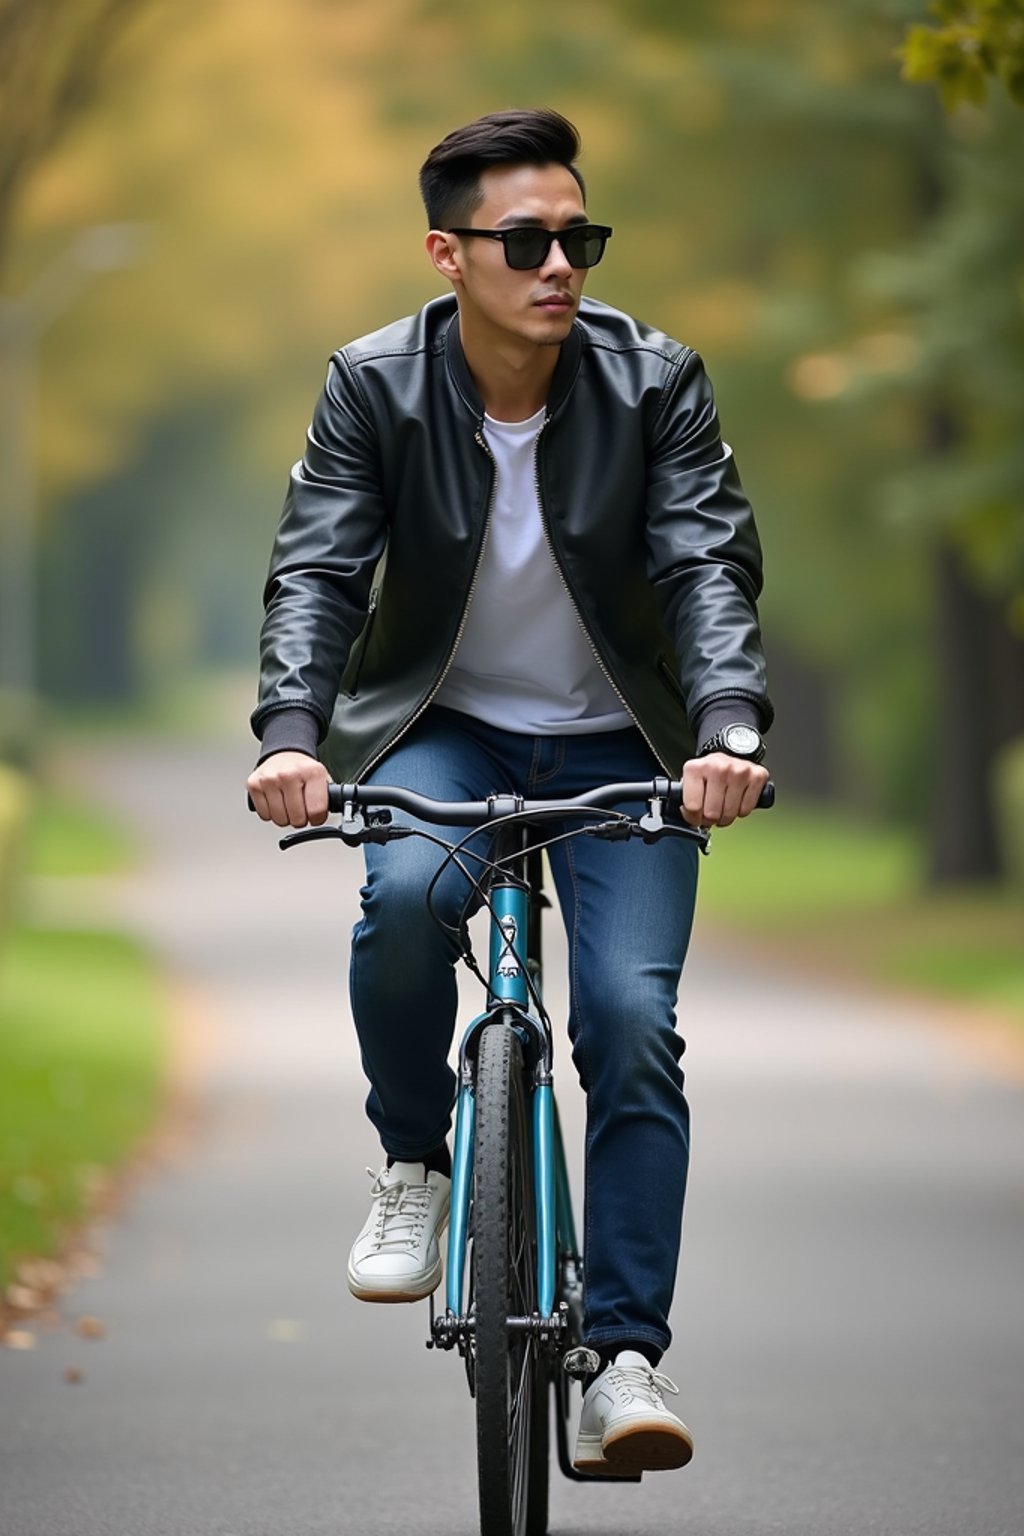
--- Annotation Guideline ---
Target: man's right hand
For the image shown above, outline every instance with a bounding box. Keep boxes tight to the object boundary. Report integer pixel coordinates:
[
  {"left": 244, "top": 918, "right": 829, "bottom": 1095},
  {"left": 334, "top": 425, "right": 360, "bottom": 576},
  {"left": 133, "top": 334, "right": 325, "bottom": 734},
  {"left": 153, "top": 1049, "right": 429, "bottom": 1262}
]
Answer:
[{"left": 247, "top": 751, "right": 330, "bottom": 828}]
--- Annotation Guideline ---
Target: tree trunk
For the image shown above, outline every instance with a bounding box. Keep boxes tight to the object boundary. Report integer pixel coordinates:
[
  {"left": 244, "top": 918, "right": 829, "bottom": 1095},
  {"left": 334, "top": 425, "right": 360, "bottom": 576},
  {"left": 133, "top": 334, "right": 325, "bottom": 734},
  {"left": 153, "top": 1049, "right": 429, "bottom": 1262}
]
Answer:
[{"left": 927, "top": 538, "right": 1010, "bottom": 885}]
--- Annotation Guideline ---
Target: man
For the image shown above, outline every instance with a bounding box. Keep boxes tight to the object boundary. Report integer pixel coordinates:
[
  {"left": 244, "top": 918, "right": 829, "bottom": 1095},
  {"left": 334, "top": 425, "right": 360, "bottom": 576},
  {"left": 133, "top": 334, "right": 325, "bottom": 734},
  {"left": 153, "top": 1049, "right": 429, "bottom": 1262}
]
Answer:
[{"left": 248, "top": 108, "right": 771, "bottom": 1476}]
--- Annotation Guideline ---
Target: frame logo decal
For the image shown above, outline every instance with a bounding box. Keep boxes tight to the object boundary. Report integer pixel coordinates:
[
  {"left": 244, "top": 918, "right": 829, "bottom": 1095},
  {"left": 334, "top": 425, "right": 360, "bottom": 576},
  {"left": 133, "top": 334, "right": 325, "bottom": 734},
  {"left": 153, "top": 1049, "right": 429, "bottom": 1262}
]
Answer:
[{"left": 496, "top": 915, "right": 522, "bottom": 979}]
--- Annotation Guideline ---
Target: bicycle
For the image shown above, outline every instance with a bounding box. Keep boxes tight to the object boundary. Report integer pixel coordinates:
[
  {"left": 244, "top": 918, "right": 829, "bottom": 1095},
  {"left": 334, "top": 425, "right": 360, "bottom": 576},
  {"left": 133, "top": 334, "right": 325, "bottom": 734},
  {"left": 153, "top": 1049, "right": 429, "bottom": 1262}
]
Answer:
[{"left": 275, "top": 773, "right": 772, "bottom": 1536}]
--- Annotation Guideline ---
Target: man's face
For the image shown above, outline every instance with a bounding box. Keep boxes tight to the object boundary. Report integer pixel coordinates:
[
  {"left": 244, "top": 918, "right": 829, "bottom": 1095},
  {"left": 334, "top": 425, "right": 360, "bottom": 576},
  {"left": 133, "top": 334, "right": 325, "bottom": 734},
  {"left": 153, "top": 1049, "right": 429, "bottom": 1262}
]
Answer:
[{"left": 440, "top": 162, "right": 592, "bottom": 350}]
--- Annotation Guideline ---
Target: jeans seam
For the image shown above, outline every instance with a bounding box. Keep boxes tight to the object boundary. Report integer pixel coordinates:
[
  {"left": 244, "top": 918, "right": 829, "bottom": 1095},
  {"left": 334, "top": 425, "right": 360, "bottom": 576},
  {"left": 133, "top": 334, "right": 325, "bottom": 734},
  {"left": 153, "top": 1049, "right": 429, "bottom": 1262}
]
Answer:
[
  {"left": 527, "top": 734, "right": 542, "bottom": 790},
  {"left": 528, "top": 735, "right": 565, "bottom": 789}
]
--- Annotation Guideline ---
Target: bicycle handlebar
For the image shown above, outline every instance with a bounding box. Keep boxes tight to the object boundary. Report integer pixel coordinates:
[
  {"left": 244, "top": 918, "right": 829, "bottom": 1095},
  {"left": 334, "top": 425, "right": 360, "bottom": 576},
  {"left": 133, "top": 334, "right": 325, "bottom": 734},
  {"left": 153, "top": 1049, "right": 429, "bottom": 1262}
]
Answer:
[
  {"left": 248, "top": 777, "right": 774, "bottom": 854},
  {"left": 326, "top": 776, "right": 774, "bottom": 824}
]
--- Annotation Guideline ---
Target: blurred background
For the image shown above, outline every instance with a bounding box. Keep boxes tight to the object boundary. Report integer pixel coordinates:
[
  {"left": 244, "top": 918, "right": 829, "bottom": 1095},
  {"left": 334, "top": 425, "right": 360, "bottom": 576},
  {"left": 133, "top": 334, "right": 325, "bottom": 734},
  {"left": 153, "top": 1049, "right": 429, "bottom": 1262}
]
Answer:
[{"left": 1, "top": 0, "right": 1022, "bottom": 1291}]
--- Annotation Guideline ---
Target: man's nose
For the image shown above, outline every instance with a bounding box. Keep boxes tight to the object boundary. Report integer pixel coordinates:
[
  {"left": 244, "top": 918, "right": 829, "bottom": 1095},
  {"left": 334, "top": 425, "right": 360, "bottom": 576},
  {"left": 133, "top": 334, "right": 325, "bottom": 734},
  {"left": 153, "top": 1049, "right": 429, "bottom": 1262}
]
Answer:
[{"left": 539, "top": 237, "right": 573, "bottom": 277}]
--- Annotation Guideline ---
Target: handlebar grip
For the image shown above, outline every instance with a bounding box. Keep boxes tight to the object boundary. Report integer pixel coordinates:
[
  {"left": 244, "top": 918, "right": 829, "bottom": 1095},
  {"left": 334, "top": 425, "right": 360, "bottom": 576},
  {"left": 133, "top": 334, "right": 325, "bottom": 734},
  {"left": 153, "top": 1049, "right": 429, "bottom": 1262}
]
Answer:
[{"left": 758, "top": 781, "right": 775, "bottom": 810}]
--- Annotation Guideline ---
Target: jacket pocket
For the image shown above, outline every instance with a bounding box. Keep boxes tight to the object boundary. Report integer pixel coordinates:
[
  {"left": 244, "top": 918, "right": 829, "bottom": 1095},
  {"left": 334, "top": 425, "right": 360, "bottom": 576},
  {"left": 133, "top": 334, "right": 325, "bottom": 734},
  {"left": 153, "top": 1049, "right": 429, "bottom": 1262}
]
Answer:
[{"left": 342, "top": 587, "right": 379, "bottom": 697}]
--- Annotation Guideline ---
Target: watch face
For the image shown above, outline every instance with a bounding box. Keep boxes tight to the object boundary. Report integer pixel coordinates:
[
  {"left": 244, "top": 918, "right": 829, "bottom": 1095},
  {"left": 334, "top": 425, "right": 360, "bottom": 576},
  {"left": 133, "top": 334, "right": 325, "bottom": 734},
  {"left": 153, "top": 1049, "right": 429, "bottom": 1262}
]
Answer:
[{"left": 724, "top": 725, "right": 761, "bottom": 756}]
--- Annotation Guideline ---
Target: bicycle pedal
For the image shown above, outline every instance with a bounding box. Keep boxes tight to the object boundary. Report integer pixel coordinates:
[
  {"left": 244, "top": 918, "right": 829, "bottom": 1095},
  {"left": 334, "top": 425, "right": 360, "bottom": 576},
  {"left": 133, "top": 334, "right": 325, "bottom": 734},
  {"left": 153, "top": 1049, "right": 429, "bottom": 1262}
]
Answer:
[{"left": 563, "top": 1346, "right": 601, "bottom": 1380}]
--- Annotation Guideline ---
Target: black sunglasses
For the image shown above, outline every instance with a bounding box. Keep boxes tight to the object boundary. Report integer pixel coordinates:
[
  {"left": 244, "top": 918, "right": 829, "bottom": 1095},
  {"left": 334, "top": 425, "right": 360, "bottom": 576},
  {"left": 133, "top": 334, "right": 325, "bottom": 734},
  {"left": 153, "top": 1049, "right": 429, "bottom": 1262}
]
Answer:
[{"left": 446, "top": 223, "right": 613, "bottom": 271}]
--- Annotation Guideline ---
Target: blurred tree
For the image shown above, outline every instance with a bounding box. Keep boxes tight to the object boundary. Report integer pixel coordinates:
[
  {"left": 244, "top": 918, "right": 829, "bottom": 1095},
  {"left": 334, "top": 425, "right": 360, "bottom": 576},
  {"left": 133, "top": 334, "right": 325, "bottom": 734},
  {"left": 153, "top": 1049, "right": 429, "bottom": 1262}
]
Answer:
[
  {"left": 883, "top": 94, "right": 1024, "bottom": 881},
  {"left": 0, "top": 0, "right": 160, "bottom": 278},
  {"left": 901, "top": 0, "right": 1024, "bottom": 110}
]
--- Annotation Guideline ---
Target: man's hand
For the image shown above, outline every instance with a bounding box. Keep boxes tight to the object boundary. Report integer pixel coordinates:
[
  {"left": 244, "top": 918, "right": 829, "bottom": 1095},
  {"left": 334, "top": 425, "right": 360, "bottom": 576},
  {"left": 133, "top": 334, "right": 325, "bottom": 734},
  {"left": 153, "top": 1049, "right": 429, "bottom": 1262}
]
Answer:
[
  {"left": 247, "top": 751, "right": 330, "bottom": 828},
  {"left": 681, "top": 753, "right": 769, "bottom": 829}
]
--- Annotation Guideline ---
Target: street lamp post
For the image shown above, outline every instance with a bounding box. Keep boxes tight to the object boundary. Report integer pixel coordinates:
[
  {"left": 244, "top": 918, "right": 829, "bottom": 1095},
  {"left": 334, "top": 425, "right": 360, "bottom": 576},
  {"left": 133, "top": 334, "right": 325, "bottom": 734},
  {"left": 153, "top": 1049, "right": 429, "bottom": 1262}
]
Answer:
[{"left": 0, "top": 223, "right": 148, "bottom": 698}]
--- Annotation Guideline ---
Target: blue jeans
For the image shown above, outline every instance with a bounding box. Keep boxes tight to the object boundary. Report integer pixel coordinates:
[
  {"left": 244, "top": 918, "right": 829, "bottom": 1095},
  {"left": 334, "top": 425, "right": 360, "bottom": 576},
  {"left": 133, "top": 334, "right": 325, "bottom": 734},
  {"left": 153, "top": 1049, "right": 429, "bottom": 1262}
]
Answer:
[{"left": 349, "top": 707, "right": 698, "bottom": 1357}]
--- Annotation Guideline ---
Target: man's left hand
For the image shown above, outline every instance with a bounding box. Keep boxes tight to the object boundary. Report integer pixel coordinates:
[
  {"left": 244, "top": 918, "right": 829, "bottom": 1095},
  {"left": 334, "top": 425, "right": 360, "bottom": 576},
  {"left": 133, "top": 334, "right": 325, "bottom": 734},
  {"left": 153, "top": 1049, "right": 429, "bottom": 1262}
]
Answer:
[{"left": 681, "top": 754, "right": 769, "bottom": 828}]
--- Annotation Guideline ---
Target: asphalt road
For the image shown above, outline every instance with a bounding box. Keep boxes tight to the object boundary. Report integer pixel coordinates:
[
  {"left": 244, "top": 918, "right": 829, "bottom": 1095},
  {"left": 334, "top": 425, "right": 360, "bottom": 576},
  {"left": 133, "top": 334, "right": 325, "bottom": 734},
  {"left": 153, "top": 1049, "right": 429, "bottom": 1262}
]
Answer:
[{"left": 2, "top": 733, "right": 1023, "bottom": 1536}]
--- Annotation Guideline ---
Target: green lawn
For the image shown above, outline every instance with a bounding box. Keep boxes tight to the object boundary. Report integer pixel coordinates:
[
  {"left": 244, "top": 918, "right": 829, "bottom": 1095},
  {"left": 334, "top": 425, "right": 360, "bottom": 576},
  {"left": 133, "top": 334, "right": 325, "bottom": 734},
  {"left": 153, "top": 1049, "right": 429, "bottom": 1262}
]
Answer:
[
  {"left": 0, "top": 796, "right": 164, "bottom": 1292},
  {"left": 698, "top": 804, "right": 1023, "bottom": 1023},
  {"left": 26, "top": 793, "right": 137, "bottom": 877}
]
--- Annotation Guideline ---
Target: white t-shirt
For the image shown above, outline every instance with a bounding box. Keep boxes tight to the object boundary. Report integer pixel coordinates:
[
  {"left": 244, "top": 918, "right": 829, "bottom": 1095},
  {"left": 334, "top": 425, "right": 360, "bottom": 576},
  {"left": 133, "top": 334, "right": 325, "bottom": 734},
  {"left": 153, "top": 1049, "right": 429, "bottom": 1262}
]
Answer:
[{"left": 434, "top": 408, "right": 631, "bottom": 735}]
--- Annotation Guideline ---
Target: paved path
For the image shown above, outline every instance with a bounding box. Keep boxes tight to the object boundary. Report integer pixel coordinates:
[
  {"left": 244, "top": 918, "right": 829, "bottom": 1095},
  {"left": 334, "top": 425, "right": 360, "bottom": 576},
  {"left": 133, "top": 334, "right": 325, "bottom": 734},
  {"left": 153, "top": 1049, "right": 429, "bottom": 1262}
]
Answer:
[{"left": 2, "top": 734, "right": 1023, "bottom": 1536}]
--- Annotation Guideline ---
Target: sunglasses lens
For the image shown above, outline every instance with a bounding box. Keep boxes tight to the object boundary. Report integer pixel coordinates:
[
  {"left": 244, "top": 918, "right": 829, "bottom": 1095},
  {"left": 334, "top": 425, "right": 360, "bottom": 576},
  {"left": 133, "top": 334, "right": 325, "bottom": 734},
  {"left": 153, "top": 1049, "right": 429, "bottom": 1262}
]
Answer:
[
  {"left": 503, "top": 229, "right": 550, "bottom": 269},
  {"left": 562, "top": 228, "right": 607, "bottom": 268}
]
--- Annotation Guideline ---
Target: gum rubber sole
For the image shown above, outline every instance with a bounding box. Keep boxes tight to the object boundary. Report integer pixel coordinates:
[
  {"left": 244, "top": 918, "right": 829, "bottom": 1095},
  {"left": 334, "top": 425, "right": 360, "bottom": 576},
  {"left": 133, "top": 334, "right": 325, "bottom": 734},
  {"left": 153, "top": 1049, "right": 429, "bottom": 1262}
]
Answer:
[
  {"left": 574, "top": 1419, "right": 694, "bottom": 1475},
  {"left": 603, "top": 1420, "right": 694, "bottom": 1471}
]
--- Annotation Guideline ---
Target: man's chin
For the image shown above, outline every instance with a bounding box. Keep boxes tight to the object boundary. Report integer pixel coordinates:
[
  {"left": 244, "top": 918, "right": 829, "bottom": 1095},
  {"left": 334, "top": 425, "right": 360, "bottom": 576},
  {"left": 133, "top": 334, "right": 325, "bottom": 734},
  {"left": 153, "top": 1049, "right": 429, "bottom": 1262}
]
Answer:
[{"left": 530, "top": 311, "right": 576, "bottom": 345}]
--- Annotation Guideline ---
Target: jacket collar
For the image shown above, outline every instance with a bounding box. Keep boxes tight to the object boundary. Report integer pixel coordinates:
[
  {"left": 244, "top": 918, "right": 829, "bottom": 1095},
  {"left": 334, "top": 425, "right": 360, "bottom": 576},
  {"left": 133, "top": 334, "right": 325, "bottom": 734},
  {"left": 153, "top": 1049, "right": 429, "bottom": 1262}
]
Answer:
[{"left": 443, "top": 312, "right": 583, "bottom": 422}]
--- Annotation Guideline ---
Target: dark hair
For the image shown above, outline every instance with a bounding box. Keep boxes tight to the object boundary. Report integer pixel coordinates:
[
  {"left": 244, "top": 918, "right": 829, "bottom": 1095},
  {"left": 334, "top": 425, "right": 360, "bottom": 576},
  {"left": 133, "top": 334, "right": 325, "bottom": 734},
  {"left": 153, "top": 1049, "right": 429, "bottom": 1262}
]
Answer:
[{"left": 419, "top": 108, "right": 586, "bottom": 230}]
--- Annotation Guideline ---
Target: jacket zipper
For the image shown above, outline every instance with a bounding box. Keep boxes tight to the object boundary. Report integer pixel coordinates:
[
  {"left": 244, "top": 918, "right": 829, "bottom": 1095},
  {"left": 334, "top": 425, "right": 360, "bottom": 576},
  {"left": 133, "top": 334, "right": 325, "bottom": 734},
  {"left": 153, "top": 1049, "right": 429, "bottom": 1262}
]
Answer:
[
  {"left": 355, "top": 430, "right": 496, "bottom": 780},
  {"left": 532, "top": 422, "right": 673, "bottom": 775}
]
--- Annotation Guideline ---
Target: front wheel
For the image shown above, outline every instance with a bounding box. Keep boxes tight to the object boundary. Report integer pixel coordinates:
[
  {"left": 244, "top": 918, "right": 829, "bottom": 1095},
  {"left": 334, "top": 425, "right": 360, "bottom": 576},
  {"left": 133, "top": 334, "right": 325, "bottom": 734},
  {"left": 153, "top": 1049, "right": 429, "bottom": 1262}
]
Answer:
[{"left": 472, "top": 1021, "right": 547, "bottom": 1536}]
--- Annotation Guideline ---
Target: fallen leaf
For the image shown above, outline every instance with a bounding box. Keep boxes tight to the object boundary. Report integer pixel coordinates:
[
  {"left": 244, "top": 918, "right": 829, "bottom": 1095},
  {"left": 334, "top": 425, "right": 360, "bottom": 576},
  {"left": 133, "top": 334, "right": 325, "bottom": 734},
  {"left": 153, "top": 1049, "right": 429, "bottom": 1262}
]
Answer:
[
  {"left": 5, "top": 1284, "right": 44, "bottom": 1312},
  {"left": 16, "top": 1258, "right": 66, "bottom": 1293},
  {"left": 3, "top": 1330, "right": 37, "bottom": 1350},
  {"left": 74, "top": 1316, "right": 106, "bottom": 1340}
]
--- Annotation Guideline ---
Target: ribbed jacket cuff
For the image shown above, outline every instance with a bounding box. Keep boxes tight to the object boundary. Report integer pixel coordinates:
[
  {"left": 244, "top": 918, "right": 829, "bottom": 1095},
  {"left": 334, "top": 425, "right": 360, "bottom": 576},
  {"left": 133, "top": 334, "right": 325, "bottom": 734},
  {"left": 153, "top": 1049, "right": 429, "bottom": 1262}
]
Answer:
[{"left": 255, "top": 707, "right": 321, "bottom": 765}]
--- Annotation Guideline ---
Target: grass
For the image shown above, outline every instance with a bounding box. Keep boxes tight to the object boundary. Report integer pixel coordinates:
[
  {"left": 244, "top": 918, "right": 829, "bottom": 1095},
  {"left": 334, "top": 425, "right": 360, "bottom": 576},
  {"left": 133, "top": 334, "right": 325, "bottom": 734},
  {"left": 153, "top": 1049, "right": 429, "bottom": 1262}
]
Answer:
[
  {"left": 0, "top": 798, "right": 164, "bottom": 1292},
  {"left": 0, "top": 929, "right": 166, "bottom": 1288},
  {"left": 27, "top": 792, "right": 137, "bottom": 877},
  {"left": 698, "top": 804, "right": 922, "bottom": 922},
  {"left": 697, "top": 804, "right": 1024, "bottom": 1024}
]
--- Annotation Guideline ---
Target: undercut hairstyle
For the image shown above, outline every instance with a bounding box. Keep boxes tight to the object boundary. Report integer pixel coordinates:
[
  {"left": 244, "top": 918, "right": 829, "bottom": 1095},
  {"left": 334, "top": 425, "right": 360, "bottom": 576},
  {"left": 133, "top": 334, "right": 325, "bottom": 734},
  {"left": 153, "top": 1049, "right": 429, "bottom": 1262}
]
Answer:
[{"left": 419, "top": 108, "right": 586, "bottom": 230}]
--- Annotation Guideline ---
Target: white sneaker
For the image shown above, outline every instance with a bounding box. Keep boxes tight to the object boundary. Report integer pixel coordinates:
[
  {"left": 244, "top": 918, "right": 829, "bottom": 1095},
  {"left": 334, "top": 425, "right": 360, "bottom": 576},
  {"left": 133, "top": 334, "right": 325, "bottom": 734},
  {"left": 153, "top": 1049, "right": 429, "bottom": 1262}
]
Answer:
[
  {"left": 346, "top": 1162, "right": 450, "bottom": 1302},
  {"left": 573, "top": 1350, "right": 694, "bottom": 1474}
]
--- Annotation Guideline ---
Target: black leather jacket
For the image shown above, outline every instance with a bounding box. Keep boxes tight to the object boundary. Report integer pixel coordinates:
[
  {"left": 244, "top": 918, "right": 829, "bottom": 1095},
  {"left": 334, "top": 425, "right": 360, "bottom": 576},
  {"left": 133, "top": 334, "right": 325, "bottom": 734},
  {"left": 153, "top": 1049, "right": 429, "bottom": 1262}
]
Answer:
[{"left": 252, "top": 294, "right": 771, "bottom": 780}]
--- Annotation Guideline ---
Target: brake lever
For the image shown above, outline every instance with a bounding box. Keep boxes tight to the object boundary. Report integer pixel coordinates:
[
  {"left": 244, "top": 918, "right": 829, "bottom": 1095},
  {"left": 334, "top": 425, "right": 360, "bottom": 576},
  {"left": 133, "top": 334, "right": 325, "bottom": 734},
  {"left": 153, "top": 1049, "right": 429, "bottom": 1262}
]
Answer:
[
  {"left": 279, "top": 811, "right": 415, "bottom": 851},
  {"left": 279, "top": 825, "right": 350, "bottom": 850},
  {"left": 635, "top": 820, "right": 711, "bottom": 854}
]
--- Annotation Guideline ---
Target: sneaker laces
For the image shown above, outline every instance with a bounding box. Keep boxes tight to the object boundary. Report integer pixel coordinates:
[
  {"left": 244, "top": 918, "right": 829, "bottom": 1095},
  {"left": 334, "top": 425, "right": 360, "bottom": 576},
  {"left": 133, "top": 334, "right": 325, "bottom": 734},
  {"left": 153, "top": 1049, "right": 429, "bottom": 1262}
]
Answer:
[
  {"left": 365, "top": 1167, "right": 434, "bottom": 1254},
  {"left": 607, "top": 1361, "right": 680, "bottom": 1409}
]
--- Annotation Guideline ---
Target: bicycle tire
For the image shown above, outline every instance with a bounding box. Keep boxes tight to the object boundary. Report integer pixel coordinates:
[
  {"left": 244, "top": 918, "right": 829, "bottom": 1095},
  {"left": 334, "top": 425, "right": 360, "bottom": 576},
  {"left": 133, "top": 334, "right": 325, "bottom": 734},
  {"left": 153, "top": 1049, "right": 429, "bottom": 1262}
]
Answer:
[{"left": 472, "top": 1020, "right": 547, "bottom": 1536}]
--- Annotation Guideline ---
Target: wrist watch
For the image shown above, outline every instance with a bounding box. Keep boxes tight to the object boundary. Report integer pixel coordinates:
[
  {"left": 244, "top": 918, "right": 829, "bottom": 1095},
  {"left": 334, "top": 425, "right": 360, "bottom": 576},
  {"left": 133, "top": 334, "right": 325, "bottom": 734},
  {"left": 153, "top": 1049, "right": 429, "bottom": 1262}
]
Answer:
[{"left": 697, "top": 723, "right": 766, "bottom": 763}]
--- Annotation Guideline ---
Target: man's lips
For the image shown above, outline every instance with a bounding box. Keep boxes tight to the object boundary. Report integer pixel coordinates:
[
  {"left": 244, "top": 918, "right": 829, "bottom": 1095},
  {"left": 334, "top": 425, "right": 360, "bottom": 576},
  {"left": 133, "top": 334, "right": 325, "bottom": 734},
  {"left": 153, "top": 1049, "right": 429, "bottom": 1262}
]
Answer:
[{"left": 534, "top": 294, "right": 575, "bottom": 312}]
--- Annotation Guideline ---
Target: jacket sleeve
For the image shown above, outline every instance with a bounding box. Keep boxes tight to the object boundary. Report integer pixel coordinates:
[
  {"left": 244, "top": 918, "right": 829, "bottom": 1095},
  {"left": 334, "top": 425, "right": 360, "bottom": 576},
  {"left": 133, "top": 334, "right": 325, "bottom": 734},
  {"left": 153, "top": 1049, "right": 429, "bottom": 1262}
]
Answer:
[
  {"left": 251, "top": 352, "right": 389, "bottom": 746},
  {"left": 644, "top": 348, "right": 773, "bottom": 733}
]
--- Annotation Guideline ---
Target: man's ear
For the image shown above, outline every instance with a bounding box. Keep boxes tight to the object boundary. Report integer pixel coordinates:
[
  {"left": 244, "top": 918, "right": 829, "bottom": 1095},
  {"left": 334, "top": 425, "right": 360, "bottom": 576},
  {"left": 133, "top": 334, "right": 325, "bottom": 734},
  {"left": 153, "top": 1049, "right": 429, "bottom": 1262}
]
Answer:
[{"left": 426, "top": 230, "right": 461, "bottom": 282}]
